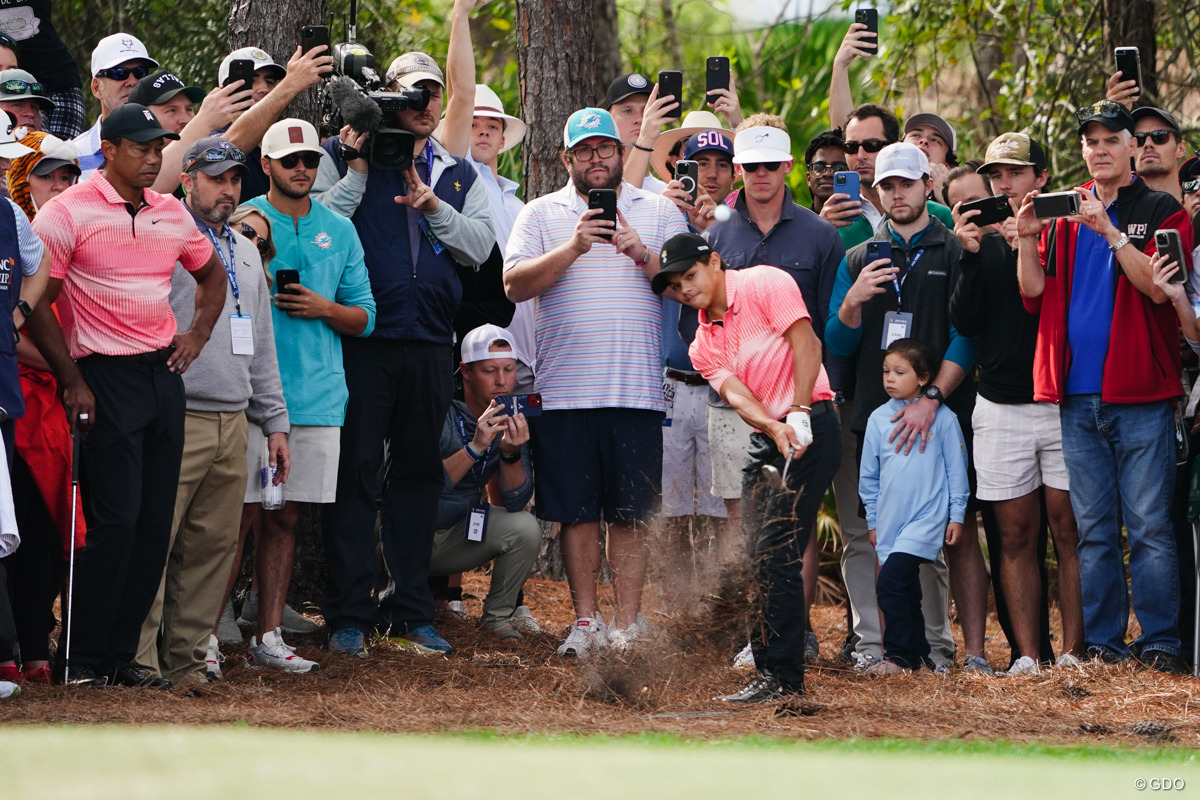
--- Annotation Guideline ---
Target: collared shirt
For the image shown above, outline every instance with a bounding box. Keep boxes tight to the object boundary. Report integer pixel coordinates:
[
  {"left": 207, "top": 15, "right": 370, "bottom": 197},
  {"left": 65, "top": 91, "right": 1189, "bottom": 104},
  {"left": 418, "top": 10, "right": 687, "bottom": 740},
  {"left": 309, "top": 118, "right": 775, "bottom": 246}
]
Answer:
[
  {"left": 690, "top": 266, "right": 835, "bottom": 422},
  {"left": 504, "top": 180, "right": 687, "bottom": 411},
  {"left": 1066, "top": 196, "right": 1121, "bottom": 395},
  {"left": 33, "top": 172, "right": 213, "bottom": 359},
  {"left": 465, "top": 150, "right": 524, "bottom": 257}
]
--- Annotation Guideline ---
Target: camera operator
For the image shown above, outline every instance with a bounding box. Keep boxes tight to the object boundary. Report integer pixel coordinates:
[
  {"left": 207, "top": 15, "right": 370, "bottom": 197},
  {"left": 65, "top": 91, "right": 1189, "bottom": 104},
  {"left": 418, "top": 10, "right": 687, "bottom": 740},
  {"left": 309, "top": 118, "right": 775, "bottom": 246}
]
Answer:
[{"left": 315, "top": 49, "right": 494, "bottom": 656}]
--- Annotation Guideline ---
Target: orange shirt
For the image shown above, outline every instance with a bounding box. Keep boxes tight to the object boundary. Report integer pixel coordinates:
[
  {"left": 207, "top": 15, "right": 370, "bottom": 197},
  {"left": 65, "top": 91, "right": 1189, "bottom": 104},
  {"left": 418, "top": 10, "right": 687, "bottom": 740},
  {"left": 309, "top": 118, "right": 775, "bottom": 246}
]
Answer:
[
  {"left": 690, "top": 265, "right": 834, "bottom": 422},
  {"left": 32, "top": 173, "right": 213, "bottom": 359}
]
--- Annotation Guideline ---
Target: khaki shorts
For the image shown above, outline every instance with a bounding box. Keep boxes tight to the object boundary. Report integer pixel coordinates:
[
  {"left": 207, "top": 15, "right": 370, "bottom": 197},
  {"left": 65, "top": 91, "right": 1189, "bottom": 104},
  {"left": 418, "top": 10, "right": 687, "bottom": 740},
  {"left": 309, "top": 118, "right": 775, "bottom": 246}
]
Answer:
[
  {"left": 971, "top": 395, "right": 1070, "bottom": 502},
  {"left": 243, "top": 424, "right": 341, "bottom": 504},
  {"left": 706, "top": 403, "right": 754, "bottom": 500}
]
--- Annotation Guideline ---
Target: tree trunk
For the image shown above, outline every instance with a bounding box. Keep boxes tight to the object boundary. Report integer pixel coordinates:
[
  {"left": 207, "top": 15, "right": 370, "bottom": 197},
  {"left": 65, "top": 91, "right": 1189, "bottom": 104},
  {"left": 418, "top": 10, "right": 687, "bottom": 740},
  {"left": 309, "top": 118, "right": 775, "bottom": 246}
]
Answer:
[
  {"left": 1103, "top": 0, "right": 1157, "bottom": 101},
  {"left": 594, "top": 0, "right": 621, "bottom": 101},
  {"left": 515, "top": 0, "right": 597, "bottom": 199},
  {"left": 228, "top": 0, "right": 328, "bottom": 125}
]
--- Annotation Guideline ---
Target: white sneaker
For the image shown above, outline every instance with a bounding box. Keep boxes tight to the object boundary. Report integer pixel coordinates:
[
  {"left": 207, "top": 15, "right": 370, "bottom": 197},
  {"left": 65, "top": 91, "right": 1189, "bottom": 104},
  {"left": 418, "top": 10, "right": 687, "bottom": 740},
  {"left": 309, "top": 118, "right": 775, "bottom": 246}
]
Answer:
[
  {"left": 205, "top": 634, "right": 225, "bottom": 681},
  {"left": 962, "top": 655, "right": 994, "bottom": 675},
  {"left": 216, "top": 602, "right": 243, "bottom": 645},
  {"left": 510, "top": 605, "right": 545, "bottom": 635},
  {"left": 446, "top": 600, "right": 469, "bottom": 619},
  {"left": 0, "top": 680, "right": 18, "bottom": 698},
  {"left": 733, "top": 641, "right": 755, "bottom": 669},
  {"left": 607, "top": 612, "right": 648, "bottom": 652},
  {"left": 1006, "top": 655, "right": 1040, "bottom": 676},
  {"left": 852, "top": 652, "right": 883, "bottom": 672},
  {"left": 1056, "top": 652, "right": 1084, "bottom": 669},
  {"left": 248, "top": 628, "right": 320, "bottom": 673},
  {"left": 556, "top": 617, "right": 607, "bottom": 658}
]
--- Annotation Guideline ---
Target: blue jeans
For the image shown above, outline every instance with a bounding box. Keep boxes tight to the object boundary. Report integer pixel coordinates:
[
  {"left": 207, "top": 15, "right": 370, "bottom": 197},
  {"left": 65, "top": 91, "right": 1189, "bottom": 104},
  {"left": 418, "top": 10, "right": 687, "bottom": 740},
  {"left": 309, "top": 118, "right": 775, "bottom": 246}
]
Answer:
[{"left": 1060, "top": 395, "right": 1181, "bottom": 658}]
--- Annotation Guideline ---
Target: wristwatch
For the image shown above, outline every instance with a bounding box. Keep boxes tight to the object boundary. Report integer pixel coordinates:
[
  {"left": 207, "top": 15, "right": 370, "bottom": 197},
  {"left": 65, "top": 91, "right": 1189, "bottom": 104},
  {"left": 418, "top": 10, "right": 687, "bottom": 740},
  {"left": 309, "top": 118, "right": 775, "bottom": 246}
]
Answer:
[
  {"left": 15, "top": 299, "right": 31, "bottom": 319},
  {"left": 500, "top": 449, "right": 522, "bottom": 464},
  {"left": 1109, "top": 234, "right": 1130, "bottom": 253},
  {"left": 923, "top": 385, "right": 944, "bottom": 405}
]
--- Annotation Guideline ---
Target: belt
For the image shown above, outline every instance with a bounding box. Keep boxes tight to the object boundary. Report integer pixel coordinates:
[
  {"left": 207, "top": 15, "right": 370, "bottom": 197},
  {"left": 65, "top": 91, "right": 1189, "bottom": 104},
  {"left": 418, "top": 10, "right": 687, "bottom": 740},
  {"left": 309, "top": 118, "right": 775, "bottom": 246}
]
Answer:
[
  {"left": 89, "top": 345, "right": 176, "bottom": 365},
  {"left": 664, "top": 368, "right": 708, "bottom": 387},
  {"left": 780, "top": 399, "right": 835, "bottom": 421}
]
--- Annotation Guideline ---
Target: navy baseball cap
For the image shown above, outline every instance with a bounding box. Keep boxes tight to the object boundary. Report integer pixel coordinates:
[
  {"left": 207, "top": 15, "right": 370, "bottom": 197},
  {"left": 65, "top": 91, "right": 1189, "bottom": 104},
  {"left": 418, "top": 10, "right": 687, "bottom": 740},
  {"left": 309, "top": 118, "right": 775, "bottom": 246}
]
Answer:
[{"left": 682, "top": 130, "right": 734, "bottom": 161}]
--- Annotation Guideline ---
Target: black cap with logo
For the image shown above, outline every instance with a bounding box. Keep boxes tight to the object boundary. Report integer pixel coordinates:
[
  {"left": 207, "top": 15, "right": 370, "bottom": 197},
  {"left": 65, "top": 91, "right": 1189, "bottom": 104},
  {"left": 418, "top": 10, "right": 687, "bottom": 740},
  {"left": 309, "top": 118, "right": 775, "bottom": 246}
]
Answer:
[
  {"left": 100, "top": 103, "right": 180, "bottom": 143},
  {"left": 651, "top": 232, "right": 715, "bottom": 295}
]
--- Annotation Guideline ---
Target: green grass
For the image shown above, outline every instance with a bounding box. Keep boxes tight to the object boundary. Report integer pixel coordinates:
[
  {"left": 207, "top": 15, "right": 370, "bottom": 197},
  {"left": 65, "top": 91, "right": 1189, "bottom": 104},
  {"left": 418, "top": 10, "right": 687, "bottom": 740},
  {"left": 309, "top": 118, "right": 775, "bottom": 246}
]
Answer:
[{"left": 4, "top": 726, "right": 1197, "bottom": 798}]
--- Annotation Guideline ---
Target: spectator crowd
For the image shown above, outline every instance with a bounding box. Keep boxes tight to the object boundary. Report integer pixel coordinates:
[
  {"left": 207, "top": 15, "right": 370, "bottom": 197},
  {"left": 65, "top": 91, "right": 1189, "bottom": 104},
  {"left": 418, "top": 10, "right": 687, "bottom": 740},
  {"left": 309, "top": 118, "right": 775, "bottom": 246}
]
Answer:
[{"left": 0, "top": 0, "right": 1198, "bottom": 706}]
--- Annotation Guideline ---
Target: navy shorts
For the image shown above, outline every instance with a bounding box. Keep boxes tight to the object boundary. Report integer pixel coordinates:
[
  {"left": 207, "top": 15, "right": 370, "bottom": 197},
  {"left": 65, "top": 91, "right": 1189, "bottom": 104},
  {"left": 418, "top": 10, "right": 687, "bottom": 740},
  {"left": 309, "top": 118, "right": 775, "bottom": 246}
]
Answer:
[{"left": 531, "top": 407, "right": 664, "bottom": 524}]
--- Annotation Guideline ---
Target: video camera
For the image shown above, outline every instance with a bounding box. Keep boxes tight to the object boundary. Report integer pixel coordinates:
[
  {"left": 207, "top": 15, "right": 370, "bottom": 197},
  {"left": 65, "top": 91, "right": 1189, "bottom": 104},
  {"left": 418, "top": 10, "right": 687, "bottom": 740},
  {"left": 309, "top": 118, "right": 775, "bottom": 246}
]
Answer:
[{"left": 320, "top": 12, "right": 431, "bottom": 170}]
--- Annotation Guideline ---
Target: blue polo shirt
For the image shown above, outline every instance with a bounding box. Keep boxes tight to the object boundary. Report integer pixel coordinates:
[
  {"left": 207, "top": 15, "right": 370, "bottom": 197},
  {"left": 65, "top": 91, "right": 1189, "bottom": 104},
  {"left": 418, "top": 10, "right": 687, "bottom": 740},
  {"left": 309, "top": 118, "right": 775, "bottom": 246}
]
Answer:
[{"left": 1066, "top": 201, "right": 1119, "bottom": 395}]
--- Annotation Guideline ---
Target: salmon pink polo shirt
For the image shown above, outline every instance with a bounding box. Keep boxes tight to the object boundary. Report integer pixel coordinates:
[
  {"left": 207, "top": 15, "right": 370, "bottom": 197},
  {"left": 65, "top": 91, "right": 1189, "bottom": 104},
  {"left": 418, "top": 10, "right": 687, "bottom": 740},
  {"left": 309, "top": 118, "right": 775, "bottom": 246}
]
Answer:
[
  {"left": 33, "top": 173, "right": 214, "bottom": 359},
  {"left": 689, "top": 265, "right": 834, "bottom": 422}
]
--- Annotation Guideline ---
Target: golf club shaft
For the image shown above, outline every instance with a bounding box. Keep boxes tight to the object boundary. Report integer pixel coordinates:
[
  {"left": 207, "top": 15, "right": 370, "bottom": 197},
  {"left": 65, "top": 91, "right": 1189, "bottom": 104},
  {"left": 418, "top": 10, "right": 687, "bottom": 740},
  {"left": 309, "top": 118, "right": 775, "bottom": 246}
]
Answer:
[{"left": 65, "top": 418, "right": 80, "bottom": 684}]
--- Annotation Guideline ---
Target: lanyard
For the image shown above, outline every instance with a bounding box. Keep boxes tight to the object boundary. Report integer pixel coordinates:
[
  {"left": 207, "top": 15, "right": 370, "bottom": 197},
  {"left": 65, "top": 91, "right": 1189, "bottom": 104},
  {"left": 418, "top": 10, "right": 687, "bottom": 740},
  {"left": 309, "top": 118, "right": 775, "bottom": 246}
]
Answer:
[
  {"left": 454, "top": 410, "right": 493, "bottom": 480},
  {"left": 421, "top": 138, "right": 435, "bottom": 185},
  {"left": 204, "top": 225, "right": 241, "bottom": 316},
  {"left": 891, "top": 247, "right": 925, "bottom": 309}
]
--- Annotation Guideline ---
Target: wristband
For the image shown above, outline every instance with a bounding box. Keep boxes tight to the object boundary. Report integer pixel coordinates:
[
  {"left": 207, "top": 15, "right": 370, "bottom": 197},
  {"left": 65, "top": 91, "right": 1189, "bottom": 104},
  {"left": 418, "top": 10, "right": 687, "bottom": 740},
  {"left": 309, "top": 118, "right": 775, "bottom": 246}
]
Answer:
[
  {"left": 631, "top": 142, "right": 654, "bottom": 152},
  {"left": 790, "top": 404, "right": 811, "bottom": 412},
  {"left": 464, "top": 442, "right": 484, "bottom": 462},
  {"left": 500, "top": 449, "right": 522, "bottom": 464}
]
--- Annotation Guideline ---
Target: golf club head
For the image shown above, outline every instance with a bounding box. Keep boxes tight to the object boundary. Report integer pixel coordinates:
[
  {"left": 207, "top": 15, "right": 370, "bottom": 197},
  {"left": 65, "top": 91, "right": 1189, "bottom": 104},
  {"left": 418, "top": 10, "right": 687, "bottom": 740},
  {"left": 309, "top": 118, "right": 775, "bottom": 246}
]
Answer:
[{"left": 761, "top": 464, "right": 785, "bottom": 491}]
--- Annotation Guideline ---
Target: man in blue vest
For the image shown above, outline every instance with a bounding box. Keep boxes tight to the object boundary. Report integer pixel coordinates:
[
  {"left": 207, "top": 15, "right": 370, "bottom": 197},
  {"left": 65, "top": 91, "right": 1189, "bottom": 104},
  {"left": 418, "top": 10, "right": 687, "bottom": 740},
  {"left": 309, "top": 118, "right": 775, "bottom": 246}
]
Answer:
[{"left": 317, "top": 51, "right": 494, "bottom": 656}]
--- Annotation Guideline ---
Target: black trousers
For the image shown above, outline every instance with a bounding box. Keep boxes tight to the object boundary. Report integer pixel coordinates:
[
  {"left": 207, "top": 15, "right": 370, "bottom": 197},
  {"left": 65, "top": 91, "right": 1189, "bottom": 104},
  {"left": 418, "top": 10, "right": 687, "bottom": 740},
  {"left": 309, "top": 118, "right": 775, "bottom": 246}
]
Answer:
[
  {"left": 877, "top": 551, "right": 934, "bottom": 670},
  {"left": 742, "top": 405, "right": 840, "bottom": 692},
  {"left": 61, "top": 357, "right": 184, "bottom": 675},
  {"left": 323, "top": 338, "right": 452, "bottom": 635},
  {"left": 3, "top": 455, "right": 65, "bottom": 663}
]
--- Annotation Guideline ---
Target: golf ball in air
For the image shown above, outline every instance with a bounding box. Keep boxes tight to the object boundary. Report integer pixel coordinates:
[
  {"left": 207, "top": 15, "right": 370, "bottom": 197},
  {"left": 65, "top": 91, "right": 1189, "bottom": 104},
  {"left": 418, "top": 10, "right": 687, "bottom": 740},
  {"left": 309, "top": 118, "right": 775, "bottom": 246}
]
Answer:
[{"left": 713, "top": 204, "right": 732, "bottom": 223}]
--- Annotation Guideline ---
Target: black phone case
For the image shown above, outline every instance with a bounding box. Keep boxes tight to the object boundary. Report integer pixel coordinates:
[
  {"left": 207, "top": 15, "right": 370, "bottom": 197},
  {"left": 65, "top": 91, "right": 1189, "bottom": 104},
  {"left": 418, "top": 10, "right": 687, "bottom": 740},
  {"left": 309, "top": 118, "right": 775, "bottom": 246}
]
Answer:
[
  {"left": 705, "top": 57, "right": 729, "bottom": 105},
  {"left": 856, "top": 9, "right": 879, "bottom": 55},
  {"left": 658, "top": 71, "right": 682, "bottom": 119},
  {"left": 674, "top": 160, "right": 699, "bottom": 203},
  {"left": 224, "top": 60, "right": 255, "bottom": 89},
  {"left": 960, "top": 195, "right": 1014, "bottom": 227},
  {"left": 301, "top": 25, "right": 330, "bottom": 54},
  {"left": 588, "top": 190, "right": 617, "bottom": 241},
  {"left": 1115, "top": 48, "right": 1142, "bottom": 94}
]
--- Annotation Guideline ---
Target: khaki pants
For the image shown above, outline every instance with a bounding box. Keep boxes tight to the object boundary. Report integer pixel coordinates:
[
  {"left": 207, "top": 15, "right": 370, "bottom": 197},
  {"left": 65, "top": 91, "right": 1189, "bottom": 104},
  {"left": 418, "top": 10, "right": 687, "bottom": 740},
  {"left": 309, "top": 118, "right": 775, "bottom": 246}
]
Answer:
[
  {"left": 136, "top": 411, "right": 249, "bottom": 680},
  {"left": 429, "top": 507, "right": 540, "bottom": 624}
]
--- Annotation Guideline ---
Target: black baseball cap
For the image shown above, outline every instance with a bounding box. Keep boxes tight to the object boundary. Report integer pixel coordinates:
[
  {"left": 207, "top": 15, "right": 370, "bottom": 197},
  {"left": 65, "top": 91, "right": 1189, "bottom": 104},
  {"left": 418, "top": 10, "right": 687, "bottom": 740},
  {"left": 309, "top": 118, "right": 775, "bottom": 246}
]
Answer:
[
  {"left": 651, "top": 232, "right": 714, "bottom": 295},
  {"left": 129, "top": 71, "right": 206, "bottom": 108},
  {"left": 100, "top": 103, "right": 180, "bottom": 143},
  {"left": 1074, "top": 99, "right": 1135, "bottom": 134},
  {"left": 1180, "top": 155, "right": 1200, "bottom": 182},
  {"left": 603, "top": 73, "right": 653, "bottom": 109},
  {"left": 1131, "top": 106, "right": 1182, "bottom": 136}
]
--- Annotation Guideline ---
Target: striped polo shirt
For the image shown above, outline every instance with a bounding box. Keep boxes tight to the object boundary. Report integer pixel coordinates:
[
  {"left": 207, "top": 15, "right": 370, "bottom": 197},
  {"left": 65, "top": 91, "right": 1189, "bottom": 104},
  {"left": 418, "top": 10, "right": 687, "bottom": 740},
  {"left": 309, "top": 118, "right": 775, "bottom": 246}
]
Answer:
[
  {"left": 690, "top": 266, "right": 834, "bottom": 422},
  {"left": 33, "top": 173, "right": 214, "bottom": 359},
  {"left": 505, "top": 181, "right": 687, "bottom": 411}
]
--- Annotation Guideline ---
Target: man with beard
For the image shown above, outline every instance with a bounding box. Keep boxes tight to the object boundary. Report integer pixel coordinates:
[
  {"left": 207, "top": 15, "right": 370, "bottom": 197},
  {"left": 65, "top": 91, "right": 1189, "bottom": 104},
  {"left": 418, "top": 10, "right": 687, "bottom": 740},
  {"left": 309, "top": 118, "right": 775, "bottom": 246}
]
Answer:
[
  {"left": 505, "top": 108, "right": 686, "bottom": 657},
  {"left": 243, "top": 119, "right": 375, "bottom": 671},
  {"left": 1131, "top": 108, "right": 1186, "bottom": 202},
  {"left": 318, "top": 51, "right": 493, "bottom": 657},
  {"left": 134, "top": 137, "right": 290, "bottom": 684}
]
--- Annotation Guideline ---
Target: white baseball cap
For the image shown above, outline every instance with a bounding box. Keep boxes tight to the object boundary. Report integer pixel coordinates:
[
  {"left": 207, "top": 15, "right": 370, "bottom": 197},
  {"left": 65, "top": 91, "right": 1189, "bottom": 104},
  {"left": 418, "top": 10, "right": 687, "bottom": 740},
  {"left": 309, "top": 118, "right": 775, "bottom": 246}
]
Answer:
[
  {"left": 386, "top": 52, "right": 444, "bottom": 88},
  {"left": 261, "top": 118, "right": 322, "bottom": 159},
  {"left": 872, "top": 142, "right": 930, "bottom": 186},
  {"left": 461, "top": 324, "right": 527, "bottom": 367},
  {"left": 731, "top": 126, "right": 792, "bottom": 165},
  {"left": 218, "top": 47, "right": 287, "bottom": 86},
  {"left": 90, "top": 33, "right": 158, "bottom": 77},
  {"left": 0, "top": 112, "right": 34, "bottom": 159}
]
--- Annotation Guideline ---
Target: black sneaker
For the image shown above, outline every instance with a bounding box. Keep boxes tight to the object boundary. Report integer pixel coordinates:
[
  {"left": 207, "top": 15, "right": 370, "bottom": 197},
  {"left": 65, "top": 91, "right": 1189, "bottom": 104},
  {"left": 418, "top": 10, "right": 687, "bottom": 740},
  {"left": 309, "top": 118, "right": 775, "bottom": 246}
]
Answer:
[
  {"left": 715, "top": 671, "right": 799, "bottom": 703},
  {"left": 58, "top": 665, "right": 108, "bottom": 687},
  {"left": 110, "top": 665, "right": 173, "bottom": 689},
  {"left": 839, "top": 634, "right": 860, "bottom": 663},
  {"left": 1139, "top": 649, "right": 1188, "bottom": 675}
]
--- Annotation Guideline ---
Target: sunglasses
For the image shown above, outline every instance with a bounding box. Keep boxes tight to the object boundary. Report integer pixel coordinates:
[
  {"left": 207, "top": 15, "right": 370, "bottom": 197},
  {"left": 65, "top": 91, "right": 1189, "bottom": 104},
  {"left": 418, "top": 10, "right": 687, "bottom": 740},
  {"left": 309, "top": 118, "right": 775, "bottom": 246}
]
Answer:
[
  {"left": 238, "top": 223, "right": 271, "bottom": 255},
  {"left": 0, "top": 79, "right": 42, "bottom": 96},
  {"left": 96, "top": 65, "right": 152, "bottom": 81},
  {"left": 184, "top": 143, "right": 246, "bottom": 173},
  {"left": 275, "top": 151, "right": 321, "bottom": 169},
  {"left": 1074, "top": 100, "right": 1125, "bottom": 126},
  {"left": 1134, "top": 129, "right": 1174, "bottom": 146},
  {"left": 843, "top": 138, "right": 891, "bottom": 154},
  {"left": 569, "top": 142, "right": 619, "bottom": 162},
  {"left": 741, "top": 161, "right": 784, "bottom": 173},
  {"left": 807, "top": 161, "right": 850, "bottom": 176},
  {"left": 1183, "top": 179, "right": 1200, "bottom": 196}
]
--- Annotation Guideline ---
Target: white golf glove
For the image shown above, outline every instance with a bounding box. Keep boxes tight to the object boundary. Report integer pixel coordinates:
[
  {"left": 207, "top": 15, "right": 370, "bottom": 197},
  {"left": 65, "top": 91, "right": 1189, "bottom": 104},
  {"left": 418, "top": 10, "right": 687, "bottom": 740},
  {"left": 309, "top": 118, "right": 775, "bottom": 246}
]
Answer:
[{"left": 785, "top": 411, "right": 813, "bottom": 452}]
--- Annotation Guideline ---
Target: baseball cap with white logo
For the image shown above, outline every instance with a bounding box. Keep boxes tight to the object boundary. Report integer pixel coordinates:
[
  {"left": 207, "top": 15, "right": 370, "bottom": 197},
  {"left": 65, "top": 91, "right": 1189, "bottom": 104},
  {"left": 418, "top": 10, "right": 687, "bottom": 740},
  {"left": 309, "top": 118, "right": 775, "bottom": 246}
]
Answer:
[
  {"left": 261, "top": 118, "right": 323, "bottom": 159},
  {"left": 732, "top": 126, "right": 792, "bottom": 165},
  {"left": 564, "top": 108, "right": 620, "bottom": 149},
  {"left": 872, "top": 142, "right": 930, "bottom": 187},
  {"left": 218, "top": 47, "right": 287, "bottom": 86},
  {"left": 90, "top": 32, "right": 158, "bottom": 77}
]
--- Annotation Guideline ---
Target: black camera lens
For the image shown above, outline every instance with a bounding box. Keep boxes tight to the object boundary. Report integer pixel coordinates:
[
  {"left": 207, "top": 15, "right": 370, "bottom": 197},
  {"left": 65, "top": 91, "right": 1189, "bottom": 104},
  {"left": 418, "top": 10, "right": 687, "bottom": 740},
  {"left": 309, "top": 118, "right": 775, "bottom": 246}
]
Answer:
[{"left": 403, "top": 86, "right": 430, "bottom": 111}]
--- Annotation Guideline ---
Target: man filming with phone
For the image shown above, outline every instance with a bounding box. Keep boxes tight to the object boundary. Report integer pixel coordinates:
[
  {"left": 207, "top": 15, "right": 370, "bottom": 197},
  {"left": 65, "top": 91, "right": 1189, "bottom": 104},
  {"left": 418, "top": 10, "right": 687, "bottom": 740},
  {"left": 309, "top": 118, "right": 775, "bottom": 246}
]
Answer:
[
  {"left": 317, "top": 49, "right": 494, "bottom": 657},
  {"left": 1016, "top": 100, "right": 1192, "bottom": 673},
  {"left": 504, "top": 107, "right": 686, "bottom": 658}
]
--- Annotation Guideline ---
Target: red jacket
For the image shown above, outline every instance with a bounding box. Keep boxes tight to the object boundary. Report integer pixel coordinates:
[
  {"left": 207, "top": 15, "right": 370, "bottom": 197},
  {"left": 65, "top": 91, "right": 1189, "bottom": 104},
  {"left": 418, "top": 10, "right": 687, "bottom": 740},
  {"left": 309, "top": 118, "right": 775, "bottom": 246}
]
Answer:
[{"left": 1022, "top": 177, "right": 1191, "bottom": 404}]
